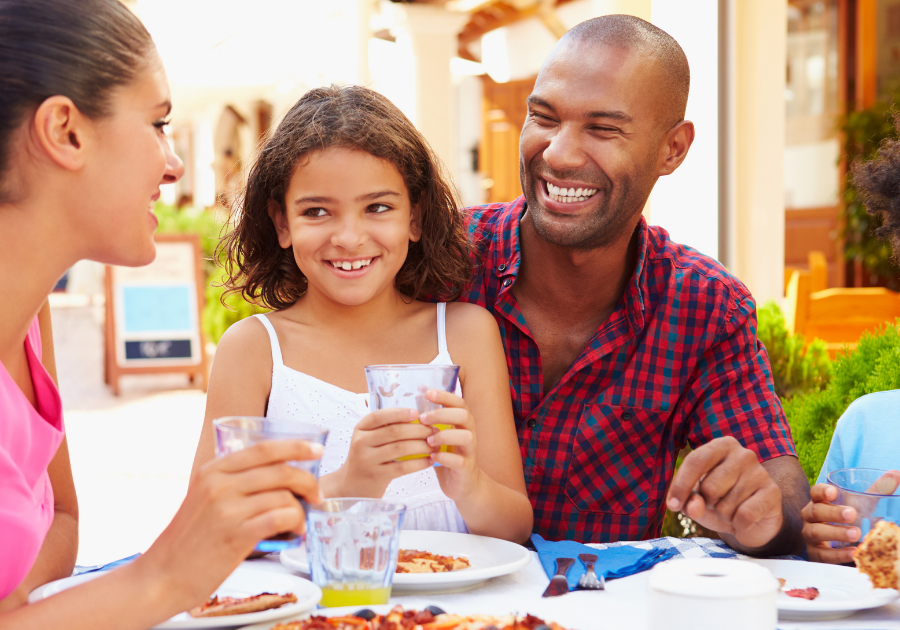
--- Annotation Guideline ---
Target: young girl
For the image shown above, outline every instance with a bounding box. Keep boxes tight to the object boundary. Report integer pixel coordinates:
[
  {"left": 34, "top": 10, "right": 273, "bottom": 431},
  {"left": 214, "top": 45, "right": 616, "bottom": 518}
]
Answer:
[
  {"left": 0, "top": 0, "right": 321, "bottom": 626},
  {"left": 192, "top": 86, "right": 533, "bottom": 543}
]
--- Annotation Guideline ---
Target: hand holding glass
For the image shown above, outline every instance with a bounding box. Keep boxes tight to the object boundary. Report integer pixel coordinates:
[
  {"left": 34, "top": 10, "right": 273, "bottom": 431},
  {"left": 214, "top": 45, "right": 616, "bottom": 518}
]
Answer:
[
  {"left": 213, "top": 416, "right": 328, "bottom": 552},
  {"left": 826, "top": 468, "right": 900, "bottom": 548},
  {"left": 365, "top": 364, "right": 459, "bottom": 461}
]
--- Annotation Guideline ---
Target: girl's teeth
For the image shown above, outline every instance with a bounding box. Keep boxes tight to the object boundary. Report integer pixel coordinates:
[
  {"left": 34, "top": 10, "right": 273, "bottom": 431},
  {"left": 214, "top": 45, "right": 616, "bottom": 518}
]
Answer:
[
  {"left": 341, "top": 261, "right": 352, "bottom": 270},
  {"left": 351, "top": 260, "right": 362, "bottom": 270},
  {"left": 331, "top": 258, "right": 372, "bottom": 271}
]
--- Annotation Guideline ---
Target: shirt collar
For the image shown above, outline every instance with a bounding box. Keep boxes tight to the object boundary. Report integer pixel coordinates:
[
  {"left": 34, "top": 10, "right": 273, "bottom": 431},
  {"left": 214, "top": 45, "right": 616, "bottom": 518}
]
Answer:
[{"left": 492, "top": 198, "right": 649, "bottom": 333}]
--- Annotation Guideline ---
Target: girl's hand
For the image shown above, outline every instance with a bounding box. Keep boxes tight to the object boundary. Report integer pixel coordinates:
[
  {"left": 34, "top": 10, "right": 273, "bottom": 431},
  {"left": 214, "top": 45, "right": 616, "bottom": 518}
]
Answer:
[
  {"left": 140, "top": 440, "right": 323, "bottom": 612},
  {"left": 325, "top": 408, "right": 434, "bottom": 498},
  {"left": 419, "top": 389, "right": 483, "bottom": 501}
]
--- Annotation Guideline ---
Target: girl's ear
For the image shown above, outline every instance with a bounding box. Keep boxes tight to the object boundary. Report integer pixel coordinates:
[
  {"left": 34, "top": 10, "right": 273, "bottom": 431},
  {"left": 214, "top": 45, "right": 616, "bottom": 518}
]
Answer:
[
  {"left": 409, "top": 203, "right": 423, "bottom": 243},
  {"left": 267, "top": 199, "right": 293, "bottom": 248}
]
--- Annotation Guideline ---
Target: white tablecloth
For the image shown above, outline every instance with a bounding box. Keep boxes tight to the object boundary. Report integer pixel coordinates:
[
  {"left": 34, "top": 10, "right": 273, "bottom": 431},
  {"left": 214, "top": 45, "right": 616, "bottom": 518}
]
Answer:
[{"left": 245, "top": 543, "right": 900, "bottom": 630}]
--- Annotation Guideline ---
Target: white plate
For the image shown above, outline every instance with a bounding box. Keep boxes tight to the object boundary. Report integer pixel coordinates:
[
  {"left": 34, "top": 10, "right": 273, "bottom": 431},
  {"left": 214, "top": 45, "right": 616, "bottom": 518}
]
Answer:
[
  {"left": 746, "top": 559, "right": 899, "bottom": 621},
  {"left": 28, "top": 565, "right": 322, "bottom": 628},
  {"left": 281, "top": 530, "right": 531, "bottom": 593}
]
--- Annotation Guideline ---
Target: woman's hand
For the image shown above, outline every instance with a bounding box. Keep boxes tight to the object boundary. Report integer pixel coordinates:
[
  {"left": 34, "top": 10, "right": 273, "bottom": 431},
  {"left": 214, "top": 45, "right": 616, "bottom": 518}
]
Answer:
[
  {"left": 419, "top": 389, "right": 483, "bottom": 501},
  {"left": 140, "top": 439, "right": 323, "bottom": 612},
  {"left": 801, "top": 483, "right": 861, "bottom": 564},
  {"left": 321, "top": 408, "right": 433, "bottom": 498}
]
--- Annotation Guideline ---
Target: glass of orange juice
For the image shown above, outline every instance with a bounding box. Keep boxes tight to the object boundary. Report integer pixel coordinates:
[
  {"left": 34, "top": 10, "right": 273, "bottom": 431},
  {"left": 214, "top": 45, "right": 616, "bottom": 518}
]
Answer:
[
  {"left": 306, "top": 498, "right": 406, "bottom": 607},
  {"left": 364, "top": 364, "right": 460, "bottom": 461}
]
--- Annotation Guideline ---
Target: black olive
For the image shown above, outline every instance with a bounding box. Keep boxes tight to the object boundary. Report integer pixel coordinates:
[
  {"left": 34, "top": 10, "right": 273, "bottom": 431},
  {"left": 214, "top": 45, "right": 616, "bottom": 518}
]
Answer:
[
  {"left": 534, "top": 625, "right": 552, "bottom": 630},
  {"left": 425, "top": 605, "right": 446, "bottom": 616},
  {"left": 484, "top": 626, "right": 500, "bottom": 630},
  {"left": 353, "top": 609, "right": 376, "bottom": 620}
]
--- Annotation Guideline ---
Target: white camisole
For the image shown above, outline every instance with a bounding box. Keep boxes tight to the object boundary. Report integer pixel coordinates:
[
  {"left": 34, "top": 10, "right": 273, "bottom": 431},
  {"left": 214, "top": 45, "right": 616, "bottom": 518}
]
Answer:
[{"left": 254, "top": 304, "right": 468, "bottom": 533}]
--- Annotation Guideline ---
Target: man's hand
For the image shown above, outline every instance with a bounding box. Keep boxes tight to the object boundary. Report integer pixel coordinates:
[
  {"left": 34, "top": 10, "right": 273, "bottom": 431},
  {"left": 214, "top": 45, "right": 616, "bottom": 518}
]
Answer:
[{"left": 666, "top": 437, "right": 783, "bottom": 550}]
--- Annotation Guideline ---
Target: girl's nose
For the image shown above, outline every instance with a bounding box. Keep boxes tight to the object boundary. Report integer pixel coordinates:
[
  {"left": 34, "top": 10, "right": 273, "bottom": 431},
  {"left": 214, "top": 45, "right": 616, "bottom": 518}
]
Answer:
[
  {"left": 332, "top": 217, "right": 367, "bottom": 250},
  {"left": 162, "top": 139, "right": 185, "bottom": 184}
]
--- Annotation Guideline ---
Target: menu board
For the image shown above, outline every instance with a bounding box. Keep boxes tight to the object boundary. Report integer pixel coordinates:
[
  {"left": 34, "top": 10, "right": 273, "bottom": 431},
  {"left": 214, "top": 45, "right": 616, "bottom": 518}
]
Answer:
[{"left": 104, "top": 234, "right": 208, "bottom": 394}]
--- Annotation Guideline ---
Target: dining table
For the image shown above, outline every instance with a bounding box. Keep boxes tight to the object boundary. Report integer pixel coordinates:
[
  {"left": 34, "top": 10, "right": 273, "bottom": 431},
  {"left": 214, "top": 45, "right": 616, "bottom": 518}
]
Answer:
[{"left": 239, "top": 536, "right": 900, "bottom": 630}]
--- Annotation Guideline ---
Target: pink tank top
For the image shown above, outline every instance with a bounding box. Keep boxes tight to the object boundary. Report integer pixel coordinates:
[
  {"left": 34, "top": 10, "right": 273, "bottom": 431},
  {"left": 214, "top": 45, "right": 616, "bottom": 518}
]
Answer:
[{"left": 0, "top": 317, "right": 64, "bottom": 599}]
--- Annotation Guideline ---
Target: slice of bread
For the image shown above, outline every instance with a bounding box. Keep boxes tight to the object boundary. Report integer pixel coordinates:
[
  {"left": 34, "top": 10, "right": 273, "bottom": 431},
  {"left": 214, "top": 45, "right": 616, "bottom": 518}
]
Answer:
[{"left": 853, "top": 520, "right": 900, "bottom": 590}]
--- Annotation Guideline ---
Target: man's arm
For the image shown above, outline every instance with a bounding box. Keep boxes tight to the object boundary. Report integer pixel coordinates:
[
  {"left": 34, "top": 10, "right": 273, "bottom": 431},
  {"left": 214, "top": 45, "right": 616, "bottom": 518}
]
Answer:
[{"left": 667, "top": 294, "right": 807, "bottom": 557}]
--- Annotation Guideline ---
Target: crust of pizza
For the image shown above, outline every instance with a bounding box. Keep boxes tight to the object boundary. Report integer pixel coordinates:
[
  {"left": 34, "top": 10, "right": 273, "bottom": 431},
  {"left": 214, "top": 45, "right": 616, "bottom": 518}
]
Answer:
[
  {"left": 188, "top": 592, "right": 297, "bottom": 618},
  {"left": 270, "top": 606, "right": 572, "bottom": 630},
  {"left": 853, "top": 520, "right": 900, "bottom": 590},
  {"left": 395, "top": 549, "right": 470, "bottom": 574}
]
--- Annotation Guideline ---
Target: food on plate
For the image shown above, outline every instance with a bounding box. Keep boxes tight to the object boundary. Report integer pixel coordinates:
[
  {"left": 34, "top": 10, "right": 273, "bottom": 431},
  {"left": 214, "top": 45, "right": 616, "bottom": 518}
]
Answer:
[
  {"left": 270, "top": 605, "right": 573, "bottom": 629},
  {"left": 784, "top": 587, "right": 820, "bottom": 600},
  {"left": 853, "top": 520, "right": 900, "bottom": 590},
  {"left": 188, "top": 592, "right": 297, "bottom": 618},
  {"left": 395, "top": 549, "right": 471, "bottom": 573}
]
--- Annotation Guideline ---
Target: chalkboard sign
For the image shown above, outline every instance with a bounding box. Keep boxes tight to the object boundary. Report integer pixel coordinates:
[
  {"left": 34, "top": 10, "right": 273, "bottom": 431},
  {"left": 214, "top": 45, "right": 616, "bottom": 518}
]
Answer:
[{"left": 104, "top": 233, "right": 208, "bottom": 395}]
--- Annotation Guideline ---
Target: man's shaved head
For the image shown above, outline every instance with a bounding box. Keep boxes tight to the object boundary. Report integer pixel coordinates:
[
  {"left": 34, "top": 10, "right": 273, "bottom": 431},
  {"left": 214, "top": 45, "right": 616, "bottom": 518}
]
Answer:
[{"left": 560, "top": 14, "right": 690, "bottom": 128}]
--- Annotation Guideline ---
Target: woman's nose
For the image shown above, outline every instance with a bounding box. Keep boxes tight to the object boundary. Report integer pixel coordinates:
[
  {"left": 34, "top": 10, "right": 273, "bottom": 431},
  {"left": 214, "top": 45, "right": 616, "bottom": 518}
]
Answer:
[{"left": 162, "top": 139, "right": 185, "bottom": 184}]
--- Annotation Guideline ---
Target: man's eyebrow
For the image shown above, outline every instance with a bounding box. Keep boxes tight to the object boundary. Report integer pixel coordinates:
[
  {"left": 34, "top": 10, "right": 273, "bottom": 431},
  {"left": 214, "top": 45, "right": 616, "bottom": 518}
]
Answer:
[
  {"left": 292, "top": 191, "right": 401, "bottom": 205},
  {"left": 527, "top": 95, "right": 632, "bottom": 123}
]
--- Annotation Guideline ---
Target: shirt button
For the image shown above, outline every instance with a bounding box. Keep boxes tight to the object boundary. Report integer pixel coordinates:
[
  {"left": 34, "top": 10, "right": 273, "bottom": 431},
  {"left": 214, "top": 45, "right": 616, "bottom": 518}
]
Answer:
[
  {"left": 498, "top": 263, "right": 508, "bottom": 272},
  {"left": 621, "top": 410, "right": 634, "bottom": 421},
  {"left": 502, "top": 278, "right": 513, "bottom": 288},
  {"left": 526, "top": 418, "right": 537, "bottom": 429}
]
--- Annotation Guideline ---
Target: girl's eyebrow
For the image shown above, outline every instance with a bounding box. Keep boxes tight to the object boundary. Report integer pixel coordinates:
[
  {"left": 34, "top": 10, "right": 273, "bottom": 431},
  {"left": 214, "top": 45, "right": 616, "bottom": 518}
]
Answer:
[{"left": 292, "top": 191, "right": 402, "bottom": 206}]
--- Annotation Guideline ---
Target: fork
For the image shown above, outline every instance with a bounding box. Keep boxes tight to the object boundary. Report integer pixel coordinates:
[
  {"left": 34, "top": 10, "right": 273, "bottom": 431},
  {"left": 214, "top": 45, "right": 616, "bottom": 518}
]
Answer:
[{"left": 577, "top": 553, "right": 605, "bottom": 590}]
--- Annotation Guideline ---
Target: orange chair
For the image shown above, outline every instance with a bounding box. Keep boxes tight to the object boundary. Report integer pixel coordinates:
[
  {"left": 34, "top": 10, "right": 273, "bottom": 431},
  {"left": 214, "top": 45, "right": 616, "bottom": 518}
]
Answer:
[{"left": 785, "top": 269, "right": 900, "bottom": 357}]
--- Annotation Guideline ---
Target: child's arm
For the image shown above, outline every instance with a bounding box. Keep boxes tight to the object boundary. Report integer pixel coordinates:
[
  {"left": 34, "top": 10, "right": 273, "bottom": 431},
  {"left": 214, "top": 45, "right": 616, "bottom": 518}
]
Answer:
[
  {"left": 191, "top": 317, "right": 275, "bottom": 480},
  {"left": 420, "top": 303, "right": 533, "bottom": 543}
]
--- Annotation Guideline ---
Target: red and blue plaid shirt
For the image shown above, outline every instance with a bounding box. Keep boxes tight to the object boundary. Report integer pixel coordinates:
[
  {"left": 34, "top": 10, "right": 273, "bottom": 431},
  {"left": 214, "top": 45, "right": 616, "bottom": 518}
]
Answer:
[{"left": 460, "top": 197, "right": 796, "bottom": 543}]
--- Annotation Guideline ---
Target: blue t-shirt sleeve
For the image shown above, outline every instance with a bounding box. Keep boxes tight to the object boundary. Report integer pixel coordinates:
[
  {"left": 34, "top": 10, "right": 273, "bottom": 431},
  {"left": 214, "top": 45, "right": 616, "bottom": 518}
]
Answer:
[{"left": 816, "top": 390, "right": 900, "bottom": 484}]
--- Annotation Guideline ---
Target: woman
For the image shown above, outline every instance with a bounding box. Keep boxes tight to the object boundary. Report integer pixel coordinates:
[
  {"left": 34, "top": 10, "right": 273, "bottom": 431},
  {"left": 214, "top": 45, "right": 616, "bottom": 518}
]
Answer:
[{"left": 0, "top": 0, "right": 321, "bottom": 626}]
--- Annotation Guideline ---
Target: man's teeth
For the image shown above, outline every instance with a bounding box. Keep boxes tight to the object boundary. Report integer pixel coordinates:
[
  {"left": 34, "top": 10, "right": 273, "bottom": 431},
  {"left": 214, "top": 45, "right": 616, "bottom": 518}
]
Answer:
[
  {"left": 331, "top": 258, "right": 373, "bottom": 271},
  {"left": 546, "top": 182, "right": 598, "bottom": 203}
]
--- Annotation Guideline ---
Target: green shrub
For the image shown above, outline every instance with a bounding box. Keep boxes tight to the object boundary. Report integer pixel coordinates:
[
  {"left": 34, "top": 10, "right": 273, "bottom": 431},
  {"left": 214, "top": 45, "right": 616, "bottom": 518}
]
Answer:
[
  {"left": 785, "top": 321, "right": 900, "bottom": 484},
  {"left": 756, "top": 301, "right": 832, "bottom": 400},
  {"left": 203, "top": 269, "right": 269, "bottom": 344}
]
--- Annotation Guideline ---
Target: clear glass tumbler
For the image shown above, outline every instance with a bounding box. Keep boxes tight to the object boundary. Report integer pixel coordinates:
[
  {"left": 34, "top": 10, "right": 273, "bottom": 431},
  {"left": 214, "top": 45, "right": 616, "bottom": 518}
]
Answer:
[
  {"left": 826, "top": 467, "right": 900, "bottom": 548},
  {"left": 364, "top": 364, "right": 460, "bottom": 461},
  {"left": 306, "top": 498, "right": 406, "bottom": 607},
  {"left": 213, "top": 416, "right": 328, "bottom": 552}
]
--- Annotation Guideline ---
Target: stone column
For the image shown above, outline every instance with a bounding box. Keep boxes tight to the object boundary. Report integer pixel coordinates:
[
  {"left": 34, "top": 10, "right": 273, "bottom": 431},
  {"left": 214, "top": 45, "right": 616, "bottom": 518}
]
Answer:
[{"left": 390, "top": 5, "right": 468, "bottom": 178}]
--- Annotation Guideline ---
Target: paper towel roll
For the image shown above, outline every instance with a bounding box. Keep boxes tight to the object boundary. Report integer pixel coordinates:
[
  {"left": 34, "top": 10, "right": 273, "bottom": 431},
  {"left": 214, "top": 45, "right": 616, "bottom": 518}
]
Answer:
[{"left": 648, "top": 558, "right": 779, "bottom": 630}]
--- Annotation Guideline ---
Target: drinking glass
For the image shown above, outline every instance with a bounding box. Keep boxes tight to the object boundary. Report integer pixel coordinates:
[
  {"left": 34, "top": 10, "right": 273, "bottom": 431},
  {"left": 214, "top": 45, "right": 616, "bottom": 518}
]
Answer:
[
  {"left": 306, "top": 498, "right": 406, "bottom": 607},
  {"left": 213, "top": 416, "right": 328, "bottom": 552},
  {"left": 826, "top": 467, "right": 900, "bottom": 548},
  {"left": 364, "top": 364, "right": 459, "bottom": 461}
]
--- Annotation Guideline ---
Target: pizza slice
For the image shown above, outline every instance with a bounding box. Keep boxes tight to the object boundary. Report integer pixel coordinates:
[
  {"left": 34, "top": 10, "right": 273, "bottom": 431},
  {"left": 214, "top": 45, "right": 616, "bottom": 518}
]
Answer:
[
  {"left": 853, "top": 520, "right": 900, "bottom": 590},
  {"left": 270, "top": 606, "right": 574, "bottom": 630},
  {"left": 188, "top": 592, "right": 297, "bottom": 618},
  {"left": 396, "top": 549, "right": 470, "bottom": 573}
]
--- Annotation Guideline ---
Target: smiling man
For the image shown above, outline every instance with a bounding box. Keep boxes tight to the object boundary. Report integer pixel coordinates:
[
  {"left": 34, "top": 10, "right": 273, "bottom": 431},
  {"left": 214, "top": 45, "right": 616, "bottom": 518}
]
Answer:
[{"left": 460, "top": 15, "right": 808, "bottom": 555}]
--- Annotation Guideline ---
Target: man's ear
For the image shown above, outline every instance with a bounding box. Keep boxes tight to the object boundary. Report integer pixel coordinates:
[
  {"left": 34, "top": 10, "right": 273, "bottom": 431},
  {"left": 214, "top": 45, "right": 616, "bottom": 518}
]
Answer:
[
  {"left": 267, "top": 199, "right": 293, "bottom": 248},
  {"left": 409, "top": 203, "right": 423, "bottom": 243},
  {"left": 32, "top": 96, "right": 87, "bottom": 172},
  {"left": 657, "top": 120, "right": 695, "bottom": 177}
]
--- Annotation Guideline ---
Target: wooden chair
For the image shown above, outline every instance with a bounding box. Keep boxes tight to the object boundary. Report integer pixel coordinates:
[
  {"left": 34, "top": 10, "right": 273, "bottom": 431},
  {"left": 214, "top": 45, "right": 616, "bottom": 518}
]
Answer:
[
  {"left": 785, "top": 269, "right": 900, "bottom": 357},
  {"left": 783, "top": 250, "right": 828, "bottom": 296}
]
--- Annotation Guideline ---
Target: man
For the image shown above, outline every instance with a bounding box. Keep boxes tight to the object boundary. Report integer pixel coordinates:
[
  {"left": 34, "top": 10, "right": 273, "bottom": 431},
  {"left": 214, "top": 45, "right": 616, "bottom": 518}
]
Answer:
[{"left": 460, "top": 15, "right": 808, "bottom": 555}]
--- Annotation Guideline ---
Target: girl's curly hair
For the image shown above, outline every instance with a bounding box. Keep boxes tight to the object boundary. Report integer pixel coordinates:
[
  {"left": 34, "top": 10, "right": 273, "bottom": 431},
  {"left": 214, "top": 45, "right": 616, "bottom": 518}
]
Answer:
[
  {"left": 852, "top": 116, "right": 900, "bottom": 256},
  {"left": 220, "top": 85, "right": 474, "bottom": 310}
]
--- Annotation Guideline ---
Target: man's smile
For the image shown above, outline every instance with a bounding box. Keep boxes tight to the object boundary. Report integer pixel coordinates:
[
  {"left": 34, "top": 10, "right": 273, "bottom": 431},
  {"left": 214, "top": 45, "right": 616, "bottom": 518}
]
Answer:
[{"left": 538, "top": 176, "right": 602, "bottom": 213}]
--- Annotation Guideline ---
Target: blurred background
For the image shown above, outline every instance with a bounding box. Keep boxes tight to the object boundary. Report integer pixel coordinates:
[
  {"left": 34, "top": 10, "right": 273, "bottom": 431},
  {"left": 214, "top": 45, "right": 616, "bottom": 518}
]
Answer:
[{"left": 51, "top": 0, "right": 900, "bottom": 564}]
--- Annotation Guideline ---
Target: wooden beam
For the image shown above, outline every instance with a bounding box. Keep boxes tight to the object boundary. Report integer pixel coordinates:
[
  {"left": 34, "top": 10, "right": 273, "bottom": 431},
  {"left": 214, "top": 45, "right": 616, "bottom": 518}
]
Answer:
[{"left": 856, "top": 0, "right": 877, "bottom": 109}]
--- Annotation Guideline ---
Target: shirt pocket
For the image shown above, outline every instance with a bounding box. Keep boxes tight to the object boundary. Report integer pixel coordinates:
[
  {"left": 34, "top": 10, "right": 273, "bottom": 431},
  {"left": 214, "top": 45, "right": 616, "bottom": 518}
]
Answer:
[{"left": 564, "top": 403, "right": 662, "bottom": 515}]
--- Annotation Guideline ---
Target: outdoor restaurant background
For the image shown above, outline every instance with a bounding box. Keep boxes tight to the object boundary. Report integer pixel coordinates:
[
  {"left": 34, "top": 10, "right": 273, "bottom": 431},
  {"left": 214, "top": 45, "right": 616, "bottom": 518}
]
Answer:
[{"left": 50, "top": 0, "right": 900, "bottom": 565}]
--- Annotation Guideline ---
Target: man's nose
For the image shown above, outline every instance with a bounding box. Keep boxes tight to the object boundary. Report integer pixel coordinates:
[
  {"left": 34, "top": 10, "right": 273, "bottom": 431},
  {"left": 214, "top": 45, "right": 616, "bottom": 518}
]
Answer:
[
  {"left": 542, "top": 124, "right": 586, "bottom": 172},
  {"left": 162, "top": 140, "right": 185, "bottom": 184}
]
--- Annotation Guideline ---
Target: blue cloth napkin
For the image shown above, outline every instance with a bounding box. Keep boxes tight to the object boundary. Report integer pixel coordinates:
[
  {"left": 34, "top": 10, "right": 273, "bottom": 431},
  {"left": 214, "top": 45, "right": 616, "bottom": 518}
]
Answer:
[{"left": 531, "top": 534, "right": 678, "bottom": 591}]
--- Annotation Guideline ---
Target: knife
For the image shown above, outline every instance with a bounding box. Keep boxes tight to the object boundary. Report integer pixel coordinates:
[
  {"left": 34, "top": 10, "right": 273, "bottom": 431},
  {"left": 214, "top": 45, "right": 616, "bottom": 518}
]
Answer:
[{"left": 541, "top": 557, "right": 575, "bottom": 597}]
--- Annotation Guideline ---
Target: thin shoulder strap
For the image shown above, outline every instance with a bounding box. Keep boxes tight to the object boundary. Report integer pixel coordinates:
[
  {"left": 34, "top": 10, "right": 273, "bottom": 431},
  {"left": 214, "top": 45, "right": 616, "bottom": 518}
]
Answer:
[
  {"left": 253, "top": 313, "right": 284, "bottom": 367},
  {"left": 436, "top": 303, "right": 450, "bottom": 357}
]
